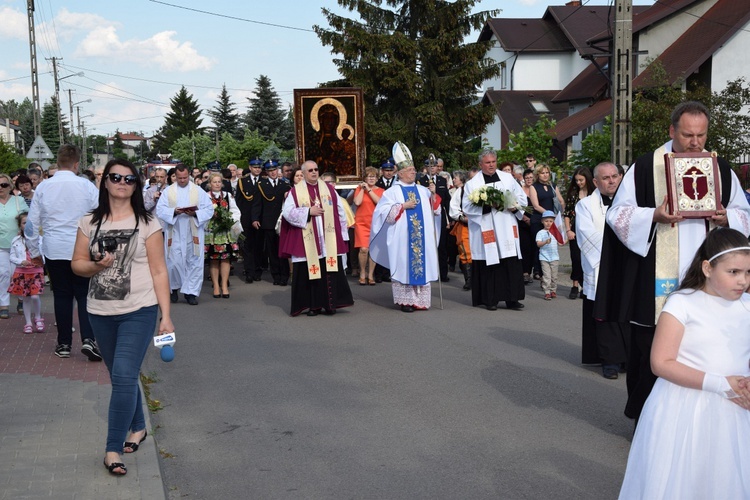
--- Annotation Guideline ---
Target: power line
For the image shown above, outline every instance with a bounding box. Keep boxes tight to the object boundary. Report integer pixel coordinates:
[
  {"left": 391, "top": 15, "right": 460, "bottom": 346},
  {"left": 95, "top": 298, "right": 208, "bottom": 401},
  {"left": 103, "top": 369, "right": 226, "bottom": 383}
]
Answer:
[
  {"left": 78, "top": 74, "right": 167, "bottom": 107},
  {"left": 0, "top": 72, "right": 52, "bottom": 84},
  {"left": 60, "top": 62, "right": 296, "bottom": 96},
  {"left": 88, "top": 114, "right": 165, "bottom": 127},
  {"left": 45, "top": 0, "right": 63, "bottom": 55},
  {"left": 148, "top": 0, "right": 316, "bottom": 33},
  {"left": 67, "top": 81, "right": 170, "bottom": 108},
  {"left": 59, "top": 63, "right": 257, "bottom": 94}
]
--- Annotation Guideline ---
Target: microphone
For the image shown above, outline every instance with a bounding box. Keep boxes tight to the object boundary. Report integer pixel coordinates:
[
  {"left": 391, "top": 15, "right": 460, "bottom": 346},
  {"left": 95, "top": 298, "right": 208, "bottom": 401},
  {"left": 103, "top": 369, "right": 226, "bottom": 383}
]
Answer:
[{"left": 153, "top": 332, "right": 176, "bottom": 362}]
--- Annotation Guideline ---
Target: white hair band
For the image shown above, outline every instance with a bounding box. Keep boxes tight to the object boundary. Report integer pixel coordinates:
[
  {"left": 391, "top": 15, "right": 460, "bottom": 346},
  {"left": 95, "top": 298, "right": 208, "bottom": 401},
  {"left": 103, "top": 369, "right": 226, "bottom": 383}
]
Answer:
[{"left": 708, "top": 246, "right": 750, "bottom": 262}]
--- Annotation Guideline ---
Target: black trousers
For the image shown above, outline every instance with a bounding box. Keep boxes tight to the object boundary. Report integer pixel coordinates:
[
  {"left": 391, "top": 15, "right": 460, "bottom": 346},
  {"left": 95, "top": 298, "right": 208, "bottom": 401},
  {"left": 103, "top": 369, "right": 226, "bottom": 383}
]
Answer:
[
  {"left": 263, "top": 229, "right": 288, "bottom": 282},
  {"left": 625, "top": 324, "right": 657, "bottom": 421},
  {"left": 437, "top": 217, "right": 449, "bottom": 280},
  {"left": 46, "top": 259, "right": 94, "bottom": 346},
  {"left": 242, "top": 224, "right": 264, "bottom": 279}
]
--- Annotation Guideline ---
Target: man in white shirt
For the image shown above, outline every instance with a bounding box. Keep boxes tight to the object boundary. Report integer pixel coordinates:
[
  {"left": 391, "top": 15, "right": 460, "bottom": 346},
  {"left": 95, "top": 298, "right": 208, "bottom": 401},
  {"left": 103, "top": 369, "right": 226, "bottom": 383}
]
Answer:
[
  {"left": 26, "top": 144, "right": 101, "bottom": 360},
  {"left": 156, "top": 164, "right": 214, "bottom": 305}
]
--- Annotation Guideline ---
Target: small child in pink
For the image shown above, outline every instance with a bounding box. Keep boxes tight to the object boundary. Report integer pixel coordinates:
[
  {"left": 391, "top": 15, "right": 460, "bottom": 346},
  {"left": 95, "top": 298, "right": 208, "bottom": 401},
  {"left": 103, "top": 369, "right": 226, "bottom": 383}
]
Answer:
[{"left": 8, "top": 213, "right": 45, "bottom": 334}]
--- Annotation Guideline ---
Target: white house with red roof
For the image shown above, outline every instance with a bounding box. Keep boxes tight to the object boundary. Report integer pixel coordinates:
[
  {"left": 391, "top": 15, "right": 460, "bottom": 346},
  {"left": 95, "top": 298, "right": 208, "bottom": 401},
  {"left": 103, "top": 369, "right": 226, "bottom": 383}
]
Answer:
[{"left": 479, "top": 0, "right": 750, "bottom": 161}]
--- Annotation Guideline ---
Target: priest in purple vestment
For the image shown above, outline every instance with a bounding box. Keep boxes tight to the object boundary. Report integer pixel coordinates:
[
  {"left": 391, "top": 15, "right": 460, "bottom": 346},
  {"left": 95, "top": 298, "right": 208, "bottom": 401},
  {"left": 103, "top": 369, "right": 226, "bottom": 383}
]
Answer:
[{"left": 279, "top": 161, "right": 353, "bottom": 316}]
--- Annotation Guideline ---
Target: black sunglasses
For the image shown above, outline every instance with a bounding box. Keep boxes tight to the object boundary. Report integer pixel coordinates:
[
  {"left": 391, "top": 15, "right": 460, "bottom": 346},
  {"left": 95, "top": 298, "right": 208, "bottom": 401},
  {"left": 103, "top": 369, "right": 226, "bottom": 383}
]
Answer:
[
  {"left": 0, "top": 183, "right": 10, "bottom": 188},
  {"left": 107, "top": 173, "right": 138, "bottom": 185}
]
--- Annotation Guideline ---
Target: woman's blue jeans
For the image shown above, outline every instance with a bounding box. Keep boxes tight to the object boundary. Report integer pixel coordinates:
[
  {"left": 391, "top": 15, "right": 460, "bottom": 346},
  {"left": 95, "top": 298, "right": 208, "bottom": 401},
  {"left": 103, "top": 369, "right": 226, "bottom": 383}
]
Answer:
[{"left": 89, "top": 305, "right": 158, "bottom": 453}]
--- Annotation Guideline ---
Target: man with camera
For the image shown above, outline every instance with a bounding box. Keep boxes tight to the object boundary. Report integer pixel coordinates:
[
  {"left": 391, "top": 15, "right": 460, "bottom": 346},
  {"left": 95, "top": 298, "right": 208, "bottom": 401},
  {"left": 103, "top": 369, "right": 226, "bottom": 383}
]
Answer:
[{"left": 26, "top": 144, "right": 101, "bottom": 360}]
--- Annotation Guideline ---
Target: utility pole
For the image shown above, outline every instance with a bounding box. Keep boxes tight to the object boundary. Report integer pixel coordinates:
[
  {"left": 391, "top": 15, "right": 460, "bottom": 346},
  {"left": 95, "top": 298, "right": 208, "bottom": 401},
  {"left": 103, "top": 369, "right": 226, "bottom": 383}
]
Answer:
[
  {"left": 49, "top": 56, "right": 64, "bottom": 145},
  {"left": 26, "top": 0, "right": 41, "bottom": 138},
  {"left": 68, "top": 89, "right": 74, "bottom": 132},
  {"left": 611, "top": 0, "right": 633, "bottom": 167}
]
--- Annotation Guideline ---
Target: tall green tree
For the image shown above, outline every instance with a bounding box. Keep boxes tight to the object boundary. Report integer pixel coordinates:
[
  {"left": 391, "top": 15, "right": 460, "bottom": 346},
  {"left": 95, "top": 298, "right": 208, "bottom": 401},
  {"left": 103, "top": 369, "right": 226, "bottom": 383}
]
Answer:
[
  {"left": 568, "top": 117, "right": 612, "bottom": 171},
  {"left": 245, "top": 75, "right": 293, "bottom": 149},
  {"left": 111, "top": 130, "right": 128, "bottom": 160},
  {"left": 171, "top": 133, "right": 214, "bottom": 169},
  {"left": 207, "top": 84, "right": 243, "bottom": 140},
  {"left": 154, "top": 86, "right": 203, "bottom": 153},
  {"left": 40, "top": 96, "right": 69, "bottom": 154},
  {"left": 0, "top": 139, "right": 27, "bottom": 173},
  {"left": 496, "top": 114, "right": 558, "bottom": 168},
  {"left": 315, "top": 0, "right": 499, "bottom": 164}
]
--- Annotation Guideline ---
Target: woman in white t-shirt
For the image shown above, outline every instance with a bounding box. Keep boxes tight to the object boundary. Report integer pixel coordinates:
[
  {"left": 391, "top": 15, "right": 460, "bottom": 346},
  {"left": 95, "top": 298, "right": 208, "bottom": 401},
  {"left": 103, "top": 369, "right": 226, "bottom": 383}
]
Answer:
[{"left": 72, "top": 159, "right": 174, "bottom": 477}]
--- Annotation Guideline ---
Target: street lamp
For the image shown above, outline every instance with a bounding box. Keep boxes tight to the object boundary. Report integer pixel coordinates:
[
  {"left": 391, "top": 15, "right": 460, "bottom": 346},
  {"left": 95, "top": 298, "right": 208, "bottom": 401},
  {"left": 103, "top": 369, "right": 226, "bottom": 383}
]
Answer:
[
  {"left": 54, "top": 71, "right": 84, "bottom": 144},
  {"left": 70, "top": 98, "right": 91, "bottom": 133}
]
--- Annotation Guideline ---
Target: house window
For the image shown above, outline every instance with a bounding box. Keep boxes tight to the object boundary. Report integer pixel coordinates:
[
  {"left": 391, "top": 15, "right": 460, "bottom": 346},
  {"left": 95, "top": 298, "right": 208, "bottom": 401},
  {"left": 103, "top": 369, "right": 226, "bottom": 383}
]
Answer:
[
  {"left": 500, "top": 62, "right": 507, "bottom": 89},
  {"left": 529, "top": 100, "right": 550, "bottom": 114}
]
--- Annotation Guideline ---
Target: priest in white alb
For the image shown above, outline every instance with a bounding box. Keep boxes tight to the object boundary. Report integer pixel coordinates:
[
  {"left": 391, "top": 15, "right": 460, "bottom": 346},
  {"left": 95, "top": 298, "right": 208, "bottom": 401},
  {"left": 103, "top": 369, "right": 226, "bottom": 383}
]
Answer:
[
  {"left": 156, "top": 164, "right": 214, "bottom": 305},
  {"left": 370, "top": 142, "right": 441, "bottom": 313},
  {"left": 597, "top": 101, "right": 750, "bottom": 421},
  {"left": 462, "top": 149, "right": 528, "bottom": 311},
  {"left": 575, "top": 162, "right": 629, "bottom": 380}
]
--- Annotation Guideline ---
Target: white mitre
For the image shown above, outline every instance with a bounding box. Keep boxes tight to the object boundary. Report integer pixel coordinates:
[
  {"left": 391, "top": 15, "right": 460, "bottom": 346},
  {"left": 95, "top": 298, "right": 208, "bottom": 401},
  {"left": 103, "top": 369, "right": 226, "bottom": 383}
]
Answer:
[{"left": 392, "top": 141, "right": 414, "bottom": 169}]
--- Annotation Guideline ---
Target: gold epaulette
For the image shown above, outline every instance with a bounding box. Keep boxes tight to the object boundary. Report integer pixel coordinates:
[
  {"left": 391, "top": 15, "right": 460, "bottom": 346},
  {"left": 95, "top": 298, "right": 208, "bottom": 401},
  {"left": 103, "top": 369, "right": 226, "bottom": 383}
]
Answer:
[
  {"left": 237, "top": 178, "right": 254, "bottom": 201},
  {"left": 258, "top": 180, "right": 276, "bottom": 201}
]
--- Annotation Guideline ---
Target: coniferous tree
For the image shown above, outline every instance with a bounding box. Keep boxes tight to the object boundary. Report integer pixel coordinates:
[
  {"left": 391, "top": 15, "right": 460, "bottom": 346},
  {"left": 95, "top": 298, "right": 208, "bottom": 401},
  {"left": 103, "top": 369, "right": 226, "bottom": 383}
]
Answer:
[
  {"left": 41, "top": 96, "right": 69, "bottom": 154},
  {"left": 155, "top": 86, "right": 203, "bottom": 153},
  {"left": 245, "top": 75, "right": 291, "bottom": 148},
  {"left": 315, "top": 0, "right": 499, "bottom": 165},
  {"left": 207, "top": 84, "right": 243, "bottom": 140},
  {"left": 112, "top": 130, "right": 128, "bottom": 160}
]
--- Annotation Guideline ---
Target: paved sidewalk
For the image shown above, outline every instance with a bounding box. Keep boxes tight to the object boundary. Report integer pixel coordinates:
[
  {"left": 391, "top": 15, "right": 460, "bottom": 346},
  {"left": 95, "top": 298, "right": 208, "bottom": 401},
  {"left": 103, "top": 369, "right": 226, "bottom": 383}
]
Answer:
[{"left": 0, "top": 308, "right": 166, "bottom": 500}]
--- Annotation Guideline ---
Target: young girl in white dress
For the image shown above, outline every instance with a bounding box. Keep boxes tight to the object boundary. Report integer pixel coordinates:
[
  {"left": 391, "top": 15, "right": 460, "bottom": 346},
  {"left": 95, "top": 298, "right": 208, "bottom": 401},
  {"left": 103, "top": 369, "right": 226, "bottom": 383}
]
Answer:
[
  {"left": 619, "top": 227, "right": 750, "bottom": 499},
  {"left": 8, "top": 213, "right": 45, "bottom": 334}
]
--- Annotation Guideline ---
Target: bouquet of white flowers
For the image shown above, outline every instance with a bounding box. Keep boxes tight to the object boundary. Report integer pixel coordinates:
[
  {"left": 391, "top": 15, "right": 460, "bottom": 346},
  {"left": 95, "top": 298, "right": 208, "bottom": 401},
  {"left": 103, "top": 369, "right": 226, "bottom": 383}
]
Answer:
[{"left": 468, "top": 185, "right": 531, "bottom": 213}]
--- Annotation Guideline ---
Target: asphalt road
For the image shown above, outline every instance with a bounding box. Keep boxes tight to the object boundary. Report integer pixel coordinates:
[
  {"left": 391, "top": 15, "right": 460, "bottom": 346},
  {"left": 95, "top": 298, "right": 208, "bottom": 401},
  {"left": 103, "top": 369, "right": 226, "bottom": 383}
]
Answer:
[{"left": 143, "top": 266, "right": 633, "bottom": 499}]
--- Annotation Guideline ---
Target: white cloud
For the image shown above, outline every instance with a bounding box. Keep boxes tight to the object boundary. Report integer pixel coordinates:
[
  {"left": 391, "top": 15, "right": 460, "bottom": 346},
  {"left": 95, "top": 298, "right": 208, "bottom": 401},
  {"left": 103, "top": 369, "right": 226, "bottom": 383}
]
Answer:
[
  {"left": 53, "top": 8, "right": 114, "bottom": 42},
  {"left": 517, "top": 0, "right": 539, "bottom": 6},
  {"left": 75, "top": 27, "right": 215, "bottom": 72},
  {"left": 0, "top": 6, "right": 28, "bottom": 40}
]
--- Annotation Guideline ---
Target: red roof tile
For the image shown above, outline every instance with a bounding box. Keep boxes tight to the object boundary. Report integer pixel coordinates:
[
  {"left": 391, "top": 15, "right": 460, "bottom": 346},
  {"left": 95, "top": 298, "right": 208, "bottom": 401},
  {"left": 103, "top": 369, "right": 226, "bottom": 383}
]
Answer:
[
  {"left": 479, "top": 18, "right": 572, "bottom": 52},
  {"left": 632, "top": 0, "right": 701, "bottom": 33},
  {"left": 483, "top": 90, "right": 570, "bottom": 146},
  {"left": 552, "top": 58, "right": 609, "bottom": 103},
  {"left": 108, "top": 133, "right": 146, "bottom": 141},
  {"left": 550, "top": 99, "right": 612, "bottom": 141}
]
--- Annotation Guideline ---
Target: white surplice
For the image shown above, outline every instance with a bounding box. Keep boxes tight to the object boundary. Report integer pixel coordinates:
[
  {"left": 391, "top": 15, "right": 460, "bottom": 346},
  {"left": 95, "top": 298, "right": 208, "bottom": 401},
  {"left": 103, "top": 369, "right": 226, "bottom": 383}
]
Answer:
[
  {"left": 575, "top": 189, "right": 608, "bottom": 300},
  {"left": 462, "top": 170, "right": 527, "bottom": 264},
  {"left": 156, "top": 183, "right": 214, "bottom": 296},
  {"left": 606, "top": 140, "right": 750, "bottom": 284}
]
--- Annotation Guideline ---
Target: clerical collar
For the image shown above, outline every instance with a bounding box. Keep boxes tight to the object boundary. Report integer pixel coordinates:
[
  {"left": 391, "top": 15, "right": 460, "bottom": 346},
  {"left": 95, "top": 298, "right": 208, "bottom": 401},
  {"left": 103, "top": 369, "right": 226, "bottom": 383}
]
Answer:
[
  {"left": 602, "top": 195, "right": 614, "bottom": 206},
  {"left": 483, "top": 172, "right": 499, "bottom": 183}
]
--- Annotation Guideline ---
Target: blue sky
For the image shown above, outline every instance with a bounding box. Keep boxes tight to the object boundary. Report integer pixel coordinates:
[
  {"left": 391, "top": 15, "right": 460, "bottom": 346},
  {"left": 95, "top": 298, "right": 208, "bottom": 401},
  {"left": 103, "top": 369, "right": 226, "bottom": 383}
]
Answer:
[{"left": 0, "top": 0, "right": 653, "bottom": 139}]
